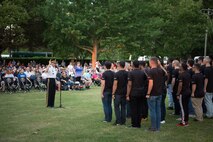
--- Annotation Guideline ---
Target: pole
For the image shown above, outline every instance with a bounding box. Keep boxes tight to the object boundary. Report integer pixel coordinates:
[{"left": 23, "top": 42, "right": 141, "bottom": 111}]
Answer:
[
  {"left": 204, "top": 29, "right": 208, "bottom": 57},
  {"left": 59, "top": 81, "right": 62, "bottom": 108},
  {"left": 201, "top": 8, "right": 213, "bottom": 57}
]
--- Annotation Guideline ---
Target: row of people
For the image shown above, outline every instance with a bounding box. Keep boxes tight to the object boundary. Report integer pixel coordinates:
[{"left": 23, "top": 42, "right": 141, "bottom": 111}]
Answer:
[{"left": 100, "top": 56, "right": 213, "bottom": 132}]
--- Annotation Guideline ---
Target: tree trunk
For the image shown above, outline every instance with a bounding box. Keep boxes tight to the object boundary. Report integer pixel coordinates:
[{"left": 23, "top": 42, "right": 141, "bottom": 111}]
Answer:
[{"left": 92, "top": 39, "right": 98, "bottom": 69}]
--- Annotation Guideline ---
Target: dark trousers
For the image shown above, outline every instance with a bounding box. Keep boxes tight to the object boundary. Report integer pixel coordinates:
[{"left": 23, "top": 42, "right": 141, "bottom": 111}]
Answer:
[
  {"left": 179, "top": 95, "right": 190, "bottom": 124},
  {"left": 126, "top": 101, "right": 131, "bottom": 118},
  {"left": 202, "top": 99, "right": 207, "bottom": 114},
  {"left": 161, "top": 94, "right": 166, "bottom": 121},
  {"left": 102, "top": 92, "right": 112, "bottom": 122},
  {"left": 130, "top": 96, "right": 142, "bottom": 128},
  {"left": 141, "top": 96, "right": 148, "bottom": 119},
  {"left": 172, "top": 92, "right": 180, "bottom": 115},
  {"left": 114, "top": 95, "right": 126, "bottom": 124},
  {"left": 47, "top": 78, "right": 56, "bottom": 107}
]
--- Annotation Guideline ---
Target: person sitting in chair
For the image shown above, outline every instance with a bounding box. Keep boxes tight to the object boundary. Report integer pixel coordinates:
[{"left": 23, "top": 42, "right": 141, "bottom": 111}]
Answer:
[{"left": 61, "top": 71, "right": 74, "bottom": 90}]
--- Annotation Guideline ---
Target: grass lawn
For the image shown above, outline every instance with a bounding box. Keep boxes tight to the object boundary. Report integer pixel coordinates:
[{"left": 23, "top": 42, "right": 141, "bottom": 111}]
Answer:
[{"left": 0, "top": 87, "right": 212, "bottom": 142}]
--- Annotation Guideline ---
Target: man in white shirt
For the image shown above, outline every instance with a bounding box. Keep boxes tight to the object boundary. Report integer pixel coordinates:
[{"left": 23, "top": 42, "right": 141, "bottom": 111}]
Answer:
[
  {"left": 24, "top": 67, "right": 32, "bottom": 78},
  {"left": 46, "top": 60, "right": 57, "bottom": 108}
]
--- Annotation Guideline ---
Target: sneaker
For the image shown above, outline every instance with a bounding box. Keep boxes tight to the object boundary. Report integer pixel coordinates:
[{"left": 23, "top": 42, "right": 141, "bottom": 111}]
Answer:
[
  {"left": 102, "top": 120, "right": 107, "bottom": 123},
  {"left": 161, "top": 120, "right": 166, "bottom": 124}
]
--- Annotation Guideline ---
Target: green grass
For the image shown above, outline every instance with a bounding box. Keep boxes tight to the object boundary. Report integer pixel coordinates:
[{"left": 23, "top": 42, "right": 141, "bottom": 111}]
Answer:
[{"left": 0, "top": 87, "right": 212, "bottom": 142}]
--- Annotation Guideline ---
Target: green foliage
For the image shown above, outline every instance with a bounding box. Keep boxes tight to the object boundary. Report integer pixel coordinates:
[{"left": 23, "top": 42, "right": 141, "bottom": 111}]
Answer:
[
  {"left": 0, "top": 0, "right": 211, "bottom": 60},
  {"left": 0, "top": 0, "right": 29, "bottom": 54}
]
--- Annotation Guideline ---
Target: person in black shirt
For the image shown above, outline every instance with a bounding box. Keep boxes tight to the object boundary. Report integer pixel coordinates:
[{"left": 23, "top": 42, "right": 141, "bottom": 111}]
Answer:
[
  {"left": 198, "top": 56, "right": 205, "bottom": 74},
  {"left": 146, "top": 57, "right": 164, "bottom": 132},
  {"left": 171, "top": 60, "right": 181, "bottom": 115},
  {"left": 198, "top": 56, "right": 207, "bottom": 114},
  {"left": 187, "top": 59, "right": 195, "bottom": 117},
  {"left": 101, "top": 61, "right": 114, "bottom": 122},
  {"left": 160, "top": 62, "right": 168, "bottom": 124},
  {"left": 126, "top": 60, "right": 147, "bottom": 128},
  {"left": 176, "top": 63, "right": 191, "bottom": 127},
  {"left": 191, "top": 64, "right": 205, "bottom": 121},
  {"left": 139, "top": 61, "right": 148, "bottom": 120},
  {"left": 112, "top": 61, "right": 128, "bottom": 125},
  {"left": 60, "top": 72, "right": 74, "bottom": 90},
  {"left": 166, "top": 59, "right": 174, "bottom": 110},
  {"left": 203, "top": 57, "right": 213, "bottom": 118}
]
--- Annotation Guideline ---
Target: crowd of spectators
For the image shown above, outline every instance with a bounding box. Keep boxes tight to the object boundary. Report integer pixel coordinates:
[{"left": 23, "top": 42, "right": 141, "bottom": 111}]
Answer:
[{"left": 0, "top": 60, "right": 104, "bottom": 93}]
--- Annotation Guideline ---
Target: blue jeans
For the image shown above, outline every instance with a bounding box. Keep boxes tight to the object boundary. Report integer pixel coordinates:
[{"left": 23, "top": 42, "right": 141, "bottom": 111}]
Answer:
[
  {"left": 114, "top": 95, "right": 126, "bottom": 124},
  {"left": 205, "top": 92, "right": 213, "bottom": 118},
  {"left": 167, "top": 84, "right": 173, "bottom": 107},
  {"left": 148, "top": 95, "right": 162, "bottom": 131},
  {"left": 102, "top": 92, "right": 112, "bottom": 122}
]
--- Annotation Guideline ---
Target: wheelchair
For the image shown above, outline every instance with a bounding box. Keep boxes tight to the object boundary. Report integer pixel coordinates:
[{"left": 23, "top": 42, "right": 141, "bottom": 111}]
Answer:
[
  {"left": 19, "top": 77, "right": 32, "bottom": 92},
  {"left": 4, "top": 77, "right": 20, "bottom": 93},
  {"left": 34, "top": 76, "right": 46, "bottom": 91},
  {"left": 0, "top": 77, "right": 6, "bottom": 92}
]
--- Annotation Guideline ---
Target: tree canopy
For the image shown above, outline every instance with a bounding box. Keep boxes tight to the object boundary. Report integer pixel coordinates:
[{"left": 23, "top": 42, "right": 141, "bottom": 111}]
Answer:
[{"left": 0, "top": 0, "right": 212, "bottom": 62}]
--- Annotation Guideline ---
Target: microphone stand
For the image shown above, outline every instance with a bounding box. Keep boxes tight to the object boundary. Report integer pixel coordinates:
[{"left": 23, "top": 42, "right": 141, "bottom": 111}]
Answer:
[
  {"left": 57, "top": 75, "right": 64, "bottom": 109},
  {"left": 59, "top": 81, "right": 63, "bottom": 108}
]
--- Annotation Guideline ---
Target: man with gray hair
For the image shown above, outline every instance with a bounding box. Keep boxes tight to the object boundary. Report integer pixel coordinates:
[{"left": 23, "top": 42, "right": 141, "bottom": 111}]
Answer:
[{"left": 203, "top": 57, "right": 213, "bottom": 118}]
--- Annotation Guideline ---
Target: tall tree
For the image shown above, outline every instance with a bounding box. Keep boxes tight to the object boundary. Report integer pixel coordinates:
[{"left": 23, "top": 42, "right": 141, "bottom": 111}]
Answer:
[{"left": 0, "top": 0, "right": 29, "bottom": 57}]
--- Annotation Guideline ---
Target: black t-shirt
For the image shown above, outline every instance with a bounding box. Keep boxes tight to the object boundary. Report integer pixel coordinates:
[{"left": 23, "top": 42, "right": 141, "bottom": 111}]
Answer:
[
  {"left": 204, "top": 66, "right": 213, "bottom": 93},
  {"left": 61, "top": 76, "right": 69, "bottom": 85},
  {"left": 147, "top": 68, "right": 164, "bottom": 96},
  {"left": 162, "top": 71, "right": 168, "bottom": 94},
  {"left": 187, "top": 68, "right": 194, "bottom": 90},
  {"left": 167, "top": 64, "right": 173, "bottom": 84},
  {"left": 102, "top": 70, "right": 114, "bottom": 93},
  {"left": 114, "top": 70, "right": 128, "bottom": 96},
  {"left": 172, "top": 69, "right": 179, "bottom": 94},
  {"left": 191, "top": 73, "right": 205, "bottom": 98},
  {"left": 179, "top": 71, "right": 191, "bottom": 95},
  {"left": 200, "top": 65, "right": 205, "bottom": 75},
  {"left": 128, "top": 69, "right": 147, "bottom": 96},
  {"left": 187, "top": 68, "right": 194, "bottom": 79}
]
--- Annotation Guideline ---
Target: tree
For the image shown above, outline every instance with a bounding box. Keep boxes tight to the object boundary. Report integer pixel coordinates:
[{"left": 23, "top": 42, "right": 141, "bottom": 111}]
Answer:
[
  {"left": 0, "top": 0, "right": 29, "bottom": 57},
  {"left": 42, "top": 0, "right": 209, "bottom": 62}
]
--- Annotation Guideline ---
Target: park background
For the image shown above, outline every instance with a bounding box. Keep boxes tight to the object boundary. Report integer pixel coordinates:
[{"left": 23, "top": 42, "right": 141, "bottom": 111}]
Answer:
[{"left": 0, "top": 0, "right": 213, "bottom": 142}]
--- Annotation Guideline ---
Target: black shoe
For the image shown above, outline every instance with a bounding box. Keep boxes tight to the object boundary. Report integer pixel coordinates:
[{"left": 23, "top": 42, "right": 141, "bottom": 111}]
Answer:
[{"left": 126, "top": 125, "right": 140, "bottom": 129}]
